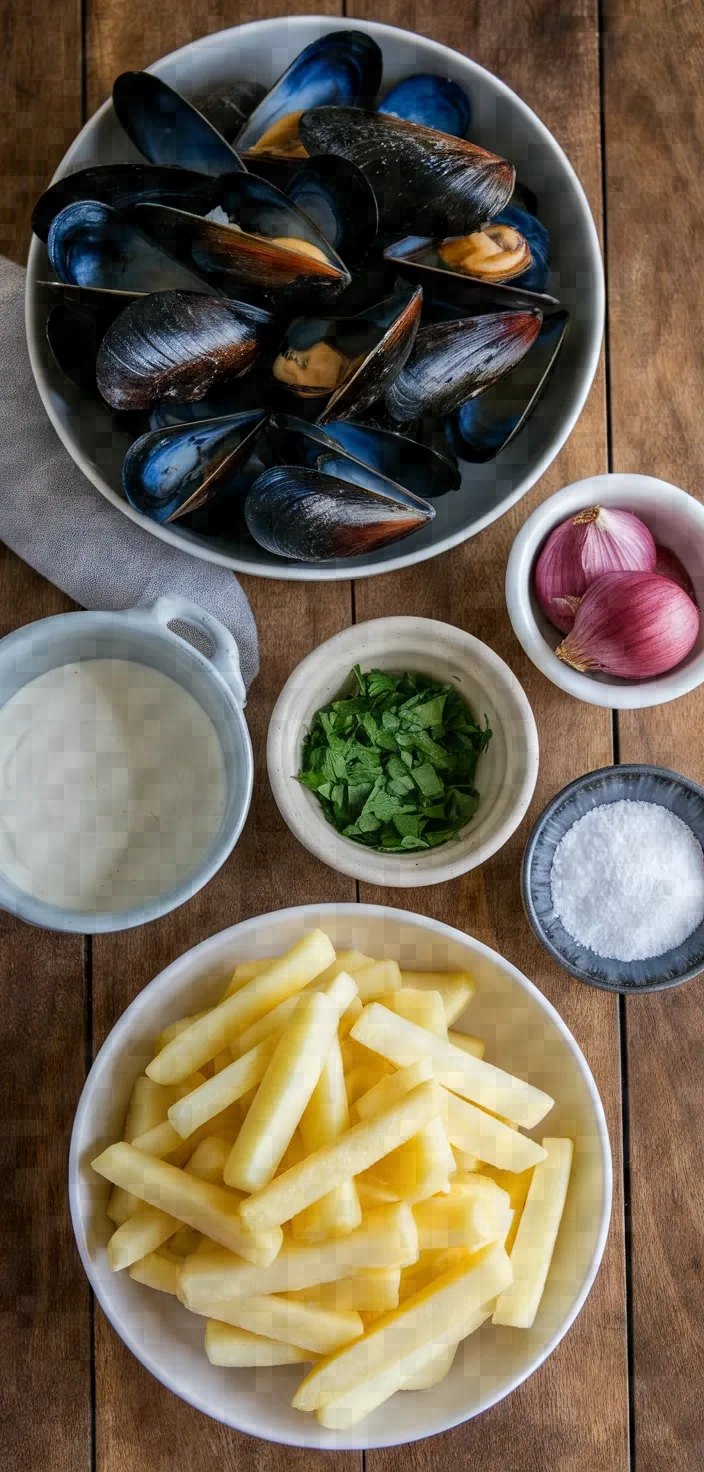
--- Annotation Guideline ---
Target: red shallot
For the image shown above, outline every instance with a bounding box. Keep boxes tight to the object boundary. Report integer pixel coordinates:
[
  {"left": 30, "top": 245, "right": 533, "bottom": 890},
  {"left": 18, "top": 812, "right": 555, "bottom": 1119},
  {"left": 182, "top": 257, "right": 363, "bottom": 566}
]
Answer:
[
  {"left": 653, "top": 544, "right": 697, "bottom": 604},
  {"left": 555, "top": 571, "right": 700, "bottom": 678},
  {"left": 535, "top": 505, "right": 656, "bottom": 632}
]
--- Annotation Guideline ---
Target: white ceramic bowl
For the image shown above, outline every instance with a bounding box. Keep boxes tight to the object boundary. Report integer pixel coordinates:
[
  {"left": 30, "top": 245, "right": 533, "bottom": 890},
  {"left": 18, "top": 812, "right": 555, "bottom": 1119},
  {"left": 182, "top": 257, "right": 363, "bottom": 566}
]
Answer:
[
  {"left": 69, "top": 902, "right": 611, "bottom": 1449},
  {"left": 0, "top": 595, "right": 253, "bottom": 932},
  {"left": 506, "top": 472, "right": 704, "bottom": 709},
  {"left": 26, "top": 14, "right": 604, "bottom": 581},
  {"left": 267, "top": 617, "right": 539, "bottom": 886}
]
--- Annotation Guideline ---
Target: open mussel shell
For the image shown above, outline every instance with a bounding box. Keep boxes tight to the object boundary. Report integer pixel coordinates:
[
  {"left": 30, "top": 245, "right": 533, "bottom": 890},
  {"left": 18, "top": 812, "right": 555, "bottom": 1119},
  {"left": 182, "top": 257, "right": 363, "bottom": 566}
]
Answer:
[
  {"left": 320, "top": 418, "right": 461, "bottom": 498},
  {"left": 32, "top": 164, "right": 211, "bottom": 243},
  {"left": 236, "top": 30, "right": 383, "bottom": 157},
  {"left": 123, "top": 408, "right": 269, "bottom": 522},
  {"left": 113, "top": 71, "right": 244, "bottom": 177},
  {"left": 445, "top": 309, "right": 568, "bottom": 462},
  {"left": 384, "top": 234, "right": 557, "bottom": 311},
  {"left": 492, "top": 205, "right": 550, "bottom": 293},
  {"left": 378, "top": 75, "right": 471, "bottom": 138},
  {"left": 191, "top": 80, "right": 266, "bottom": 141},
  {"left": 284, "top": 156, "right": 379, "bottom": 268},
  {"left": 299, "top": 107, "right": 514, "bottom": 236},
  {"left": 308, "top": 286, "right": 422, "bottom": 424},
  {"left": 385, "top": 310, "right": 543, "bottom": 421},
  {"left": 47, "top": 200, "right": 206, "bottom": 295},
  {"left": 133, "top": 172, "right": 350, "bottom": 307},
  {"left": 244, "top": 463, "right": 433, "bottom": 561},
  {"left": 96, "top": 290, "right": 277, "bottom": 411}
]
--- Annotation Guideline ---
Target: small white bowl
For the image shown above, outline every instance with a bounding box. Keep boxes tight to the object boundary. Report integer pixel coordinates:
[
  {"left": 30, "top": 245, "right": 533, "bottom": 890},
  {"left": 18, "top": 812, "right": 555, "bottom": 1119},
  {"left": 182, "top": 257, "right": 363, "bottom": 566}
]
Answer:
[
  {"left": 69, "top": 902, "right": 612, "bottom": 1449},
  {"left": 506, "top": 473, "right": 704, "bottom": 709},
  {"left": 267, "top": 617, "right": 539, "bottom": 887}
]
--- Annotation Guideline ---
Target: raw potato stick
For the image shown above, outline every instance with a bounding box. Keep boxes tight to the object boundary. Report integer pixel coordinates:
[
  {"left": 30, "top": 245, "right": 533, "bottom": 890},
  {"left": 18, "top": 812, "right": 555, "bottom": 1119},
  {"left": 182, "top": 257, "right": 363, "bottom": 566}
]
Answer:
[
  {"left": 315, "top": 1316, "right": 486, "bottom": 1429},
  {"left": 443, "top": 1090, "right": 547, "bottom": 1173},
  {"left": 128, "top": 1249, "right": 182, "bottom": 1296},
  {"left": 413, "top": 1184, "right": 511, "bottom": 1251},
  {"left": 292, "top": 1033, "right": 361, "bottom": 1242},
  {"left": 190, "top": 1293, "right": 363, "bottom": 1355},
  {"left": 179, "top": 1203, "right": 418, "bottom": 1305},
  {"left": 91, "top": 1142, "right": 282, "bottom": 1265},
  {"left": 238, "top": 1079, "right": 442, "bottom": 1233},
  {"left": 293, "top": 1241, "right": 512, "bottom": 1411},
  {"left": 147, "top": 930, "right": 336, "bottom": 1084},
  {"left": 354, "top": 1060, "right": 433, "bottom": 1122},
  {"left": 187, "top": 1134, "right": 234, "bottom": 1186},
  {"left": 382, "top": 988, "right": 447, "bottom": 1038},
  {"left": 352, "top": 960, "right": 402, "bottom": 1003},
  {"left": 167, "top": 1037, "right": 277, "bottom": 1140},
  {"left": 205, "top": 1319, "right": 313, "bottom": 1367},
  {"left": 107, "top": 1201, "right": 180, "bottom": 1271},
  {"left": 366, "top": 1117, "right": 455, "bottom": 1204},
  {"left": 448, "top": 1030, "right": 485, "bottom": 1059},
  {"left": 352, "top": 1004, "right": 554, "bottom": 1128},
  {"left": 493, "top": 1137, "right": 574, "bottom": 1328},
  {"left": 285, "top": 1268, "right": 401, "bottom": 1314},
  {"left": 398, "top": 971, "right": 475, "bottom": 1025},
  {"left": 224, "top": 973, "right": 357, "bottom": 1193}
]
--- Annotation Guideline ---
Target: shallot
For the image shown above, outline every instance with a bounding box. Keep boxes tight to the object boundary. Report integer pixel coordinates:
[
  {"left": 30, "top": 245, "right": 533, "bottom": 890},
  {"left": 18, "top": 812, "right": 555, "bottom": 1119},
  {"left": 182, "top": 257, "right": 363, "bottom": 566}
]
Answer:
[
  {"left": 535, "top": 505, "right": 656, "bottom": 632},
  {"left": 555, "top": 571, "right": 699, "bottom": 678}
]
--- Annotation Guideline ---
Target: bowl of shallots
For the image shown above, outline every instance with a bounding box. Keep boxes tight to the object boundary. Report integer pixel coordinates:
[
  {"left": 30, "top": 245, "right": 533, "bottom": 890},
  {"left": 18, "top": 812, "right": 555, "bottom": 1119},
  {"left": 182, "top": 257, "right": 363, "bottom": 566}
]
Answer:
[{"left": 505, "top": 473, "right": 704, "bottom": 709}]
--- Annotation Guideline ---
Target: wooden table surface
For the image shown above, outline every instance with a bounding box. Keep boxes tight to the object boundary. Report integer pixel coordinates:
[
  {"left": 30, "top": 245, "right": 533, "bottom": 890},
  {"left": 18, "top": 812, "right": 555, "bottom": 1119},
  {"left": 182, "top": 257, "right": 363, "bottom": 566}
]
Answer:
[{"left": 2, "top": 1, "right": 703, "bottom": 1468}]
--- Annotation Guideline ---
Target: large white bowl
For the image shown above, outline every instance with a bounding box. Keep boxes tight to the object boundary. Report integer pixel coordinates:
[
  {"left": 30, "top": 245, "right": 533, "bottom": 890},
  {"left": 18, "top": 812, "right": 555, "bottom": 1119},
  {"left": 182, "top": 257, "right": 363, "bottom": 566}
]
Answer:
[
  {"left": 505, "top": 473, "right": 704, "bottom": 708},
  {"left": 69, "top": 903, "right": 611, "bottom": 1450},
  {"left": 267, "top": 617, "right": 539, "bottom": 886},
  {"left": 26, "top": 14, "right": 604, "bottom": 581}
]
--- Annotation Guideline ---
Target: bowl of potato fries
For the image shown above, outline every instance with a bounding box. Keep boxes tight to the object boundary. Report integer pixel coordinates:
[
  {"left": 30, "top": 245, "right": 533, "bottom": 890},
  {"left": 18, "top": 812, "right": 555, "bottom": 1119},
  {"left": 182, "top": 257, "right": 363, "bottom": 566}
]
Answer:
[{"left": 70, "top": 903, "right": 611, "bottom": 1448}]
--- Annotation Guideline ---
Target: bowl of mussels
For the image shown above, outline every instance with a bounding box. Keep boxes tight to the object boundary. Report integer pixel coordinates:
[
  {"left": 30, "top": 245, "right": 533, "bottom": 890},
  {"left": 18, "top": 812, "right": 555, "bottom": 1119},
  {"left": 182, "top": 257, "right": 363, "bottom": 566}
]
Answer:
[{"left": 26, "top": 16, "right": 604, "bottom": 580}]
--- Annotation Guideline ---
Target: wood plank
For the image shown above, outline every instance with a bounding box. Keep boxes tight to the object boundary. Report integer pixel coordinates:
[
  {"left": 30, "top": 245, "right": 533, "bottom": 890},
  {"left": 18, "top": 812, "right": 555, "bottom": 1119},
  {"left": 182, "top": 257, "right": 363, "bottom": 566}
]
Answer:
[
  {"left": 603, "top": 1, "right": 704, "bottom": 1467},
  {"left": 0, "top": 547, "right": 91, "bottom": 1471},
  {"left": 0, "top": 0, "right": 82, "bottom": 263},
  {"left": 347, "top": 2, "right": 629, "bottom": 1467}
]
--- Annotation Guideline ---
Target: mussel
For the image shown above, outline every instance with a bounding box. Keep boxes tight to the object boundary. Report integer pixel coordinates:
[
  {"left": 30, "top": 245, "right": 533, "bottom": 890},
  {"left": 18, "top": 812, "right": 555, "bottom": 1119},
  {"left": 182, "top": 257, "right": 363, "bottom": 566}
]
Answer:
[
  {"left": 96, "top": 291, "right": 277, "bottom": 411},
  {"left": 123, "top": 409, "right": 269, "bottom": 521},
  {"left": 32, "top": 164, "right": 211, "bottom": 243},
  {"left": 112, "top": 70, "right": 244, "bottom": 176},
  {"left": 445, "top": 310, "right": 568, "bottom": 462},
  {"left": 492, "top": 205, "right": 550, "bottom": 293},
  {"left": 299, "top": 108, "right": 515, "bottom": 236},
  {"left": 244, "top": 463, "right": 433, "bottom": 560},
  {"left": 384, "top": 231, "right": 556, "bottom": 310},
  {"left": 191, "top": 80, "right": 266, "bottom": 141},
  {"left": 284, "top": 156, "right": 379, "bottom": 268},
  {"left": 266, "top": 413, "right": 460, "bottom": 499},
  {"left": 377, "top": 74, "right": 471, "bottom": 137},
  {"left": 47, "top": 200, "right": 206, "bottom": 295},
  {"left": 132, "top": 171, "right": 351, "bottom": 307},
  {"left": 236, "top": 31, "right": 383, "bottom": 158},
  {"left": 385, "top": 311, "right": 542, "bottom": 421}
]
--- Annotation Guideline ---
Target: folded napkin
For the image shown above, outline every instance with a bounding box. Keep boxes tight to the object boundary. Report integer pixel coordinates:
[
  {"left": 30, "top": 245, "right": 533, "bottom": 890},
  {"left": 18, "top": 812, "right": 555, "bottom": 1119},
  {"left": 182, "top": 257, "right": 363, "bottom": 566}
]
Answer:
[{"left": 0, "top": 256, "right": 259, "bottom": 686}]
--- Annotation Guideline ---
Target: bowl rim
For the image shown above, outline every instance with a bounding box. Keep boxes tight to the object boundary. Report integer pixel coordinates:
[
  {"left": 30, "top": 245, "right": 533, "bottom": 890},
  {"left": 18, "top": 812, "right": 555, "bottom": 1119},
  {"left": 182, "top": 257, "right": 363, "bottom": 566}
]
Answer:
[
  {"left": 25, "top": 12, "right": 605, "bottom": 583},
  {"left": 505, "top": 471, "right": 704, "bottom": 709},
  {"left": 266, "top": 615, "right": 540, "bottom": 886},
  {"left": 0, "top": 605, "right": 254, "bottom": 932},
  {"left": 521, "top": 761, "right": 704, "bottom": 991},
  {"left": 68, "top": 899, "right": 613, "bottom": 1448}
]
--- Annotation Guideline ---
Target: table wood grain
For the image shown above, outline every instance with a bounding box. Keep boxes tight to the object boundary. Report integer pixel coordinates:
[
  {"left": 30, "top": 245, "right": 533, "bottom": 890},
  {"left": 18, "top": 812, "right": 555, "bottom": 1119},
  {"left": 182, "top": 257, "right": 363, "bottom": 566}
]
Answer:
[{"left": 1, "top": 0, "right": 700, "bottom": 1466}]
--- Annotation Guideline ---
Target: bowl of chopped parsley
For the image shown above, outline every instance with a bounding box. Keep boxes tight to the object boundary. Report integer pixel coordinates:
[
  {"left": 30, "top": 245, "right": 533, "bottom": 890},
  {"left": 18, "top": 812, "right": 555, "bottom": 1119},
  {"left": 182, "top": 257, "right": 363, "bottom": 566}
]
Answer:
[{"left": 267, "top": 617, "right": 539, "bottom": 887}]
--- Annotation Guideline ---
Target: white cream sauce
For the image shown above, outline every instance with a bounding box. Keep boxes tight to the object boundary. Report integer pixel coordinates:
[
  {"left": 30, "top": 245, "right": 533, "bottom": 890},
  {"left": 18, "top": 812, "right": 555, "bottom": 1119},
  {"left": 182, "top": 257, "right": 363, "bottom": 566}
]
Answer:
[{"left": 0, "top": 659, "right": 226, "bottom": 911}]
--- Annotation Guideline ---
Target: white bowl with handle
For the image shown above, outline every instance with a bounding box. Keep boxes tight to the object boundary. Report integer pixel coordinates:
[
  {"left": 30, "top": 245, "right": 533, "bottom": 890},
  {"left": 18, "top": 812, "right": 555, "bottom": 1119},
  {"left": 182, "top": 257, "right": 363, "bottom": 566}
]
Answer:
[{"left": 69, "top": 901, "right": 611, "bottom": 1448}]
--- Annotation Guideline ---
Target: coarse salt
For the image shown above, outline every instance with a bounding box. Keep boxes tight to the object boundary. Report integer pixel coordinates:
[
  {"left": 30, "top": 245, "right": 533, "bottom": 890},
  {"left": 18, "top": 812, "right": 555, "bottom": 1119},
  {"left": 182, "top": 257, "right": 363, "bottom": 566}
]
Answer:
[{"left": 550, "top": 799, "right": 704, "bottom": 962}]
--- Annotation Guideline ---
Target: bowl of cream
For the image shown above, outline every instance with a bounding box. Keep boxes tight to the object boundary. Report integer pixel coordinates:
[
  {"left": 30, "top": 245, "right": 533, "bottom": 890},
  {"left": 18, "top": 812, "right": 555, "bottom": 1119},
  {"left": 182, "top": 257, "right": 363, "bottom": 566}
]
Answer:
[
  {"left": 522, "top": 764, "right": 704, "bottom": 991},
  {"left": 0, "top": 595, "right": 253, "bottom": 932}
]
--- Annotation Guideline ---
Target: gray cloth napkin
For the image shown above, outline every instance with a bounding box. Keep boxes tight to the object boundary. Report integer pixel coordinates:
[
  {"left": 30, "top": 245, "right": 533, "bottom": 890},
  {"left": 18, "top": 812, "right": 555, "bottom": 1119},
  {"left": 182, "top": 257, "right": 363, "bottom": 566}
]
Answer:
[{"left": 0, "top": 256, "right": 259, "bottom": 686}]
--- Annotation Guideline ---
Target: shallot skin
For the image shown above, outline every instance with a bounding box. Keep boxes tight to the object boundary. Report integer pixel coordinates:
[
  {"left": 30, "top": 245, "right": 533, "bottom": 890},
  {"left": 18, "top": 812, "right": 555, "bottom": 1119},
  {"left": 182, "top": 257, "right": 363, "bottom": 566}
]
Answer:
[
  {"left": 556, "top": 571, "right": 700, "bottom": 679},
  {"left": 535, "top": 505, "right": 656, "bottom": 633}
]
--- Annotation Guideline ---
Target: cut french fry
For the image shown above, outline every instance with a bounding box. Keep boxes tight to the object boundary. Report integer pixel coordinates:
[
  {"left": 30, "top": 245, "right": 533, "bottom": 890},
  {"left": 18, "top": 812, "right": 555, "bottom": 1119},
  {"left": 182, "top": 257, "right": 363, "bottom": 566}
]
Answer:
[
  {"left": 338, "top": 995, "right": 364, "bottom": 1038},
  {"left": 399, "top": 1247, "right": 469, "bottom": 1301},
  {"left": 223, "top": 958, "right": 276, "bottom": 996},
  {"left": 293, "top": 1241, "right": 511, "bottom": 1411},
  {"left": 399, "top": 971, "right": 475, "bottom": 1025},
  {"left": 354, "top": 1060, "right": 434, "bottom": 1123},
  {"left": 451, "top": 1145, "right": 480, "bottom": 1173},
  {"left": 180, "top": 1203, "right": 418, "bottom": 1306},
  {"left": 169, "top": 1224, "right": 203, "bottom": 1257},
  {"left": 187, "top": 1134, "right": 236, "bottom": 1185},
  {"left": 340, "top": 1036, "right": 393, "bottom": 1075},
  {"left": 286, "top": 1268, "right": 401, "bottom": 1314},
  {"left": 229, "top": 959, "right": 366, "bottom": 1061},
  {"left": 366, "top": 1117, "right": 455, "bottom": 1205},
  {"left": 308, "top": 950, "right": 373, "bottom": 988},
  {"left": 352, "top": 1005, "right": 554, "bottom": 1129},
  {"left": 107, "top": 1201, "right": 180, "bottom": 1271},
  {"left": 194, "top": 1294, "right": 363, "bottom": 1355},
  {"left": 167, "top": 1038, "right": 277, "bottom": 1140},
  {"left": 400, "top": 1338, "right": 460, "bottom": 1390},
  {"left": 147, "top": 930, "right": 336, "bottom": 1085},
  {"left": 492, "top": 1138, "right": 574, "bottom": 1328},
  {"left": 224, "top": 974, "right": 357, "bottom": 1193},
  {"left": 443, "top": 1090, "right": 547, "bottom": 1174},
  {"left": 448, "top": 1030, "right": 485, "bottom": 1059},
  {"left": 238, "top": 1079, "right": 442, "bottom": 1233},
  {"left": 355, "top": 1176, "right": 400, "bottom": 1208},
  {"left": 292, "top": 1034, "right": 361, "bottom": 1242},
  {"left": 106, "top": 1185, "right": 135, "bottom": 1226},
  {"left": 130, "top": 1120, "right": 189, "bottom": 1160},
  {"left": 205, "top": 1318, "right": 313, "bottom": 1367},
  {"left": 128, "top": 1248, "right": 182, "bottom": 1295},
  {"left": 479, "top": 1164, "right": 535, "bottom": 1253},
  {"left": 353, "top": 959, "right": 402, "bottom": 1003},
  {"left": 91, "top": 1142, "right": 282, "bottom": 1266},
  {"left": 123, "top": 1075, "right": 176, "bottom": 1143},
  {"left": 413, "top": 1183, "right": 511, "bottom": 1252},
  {"left": 315, "top": 1328, "right": 472, "bottom": 1429},
  {"left": 153, "top": 1013, "right": 209, "bottom": 1057},
  {"left": 382, "top": 989, "right": 447, "bottom": 1038}
]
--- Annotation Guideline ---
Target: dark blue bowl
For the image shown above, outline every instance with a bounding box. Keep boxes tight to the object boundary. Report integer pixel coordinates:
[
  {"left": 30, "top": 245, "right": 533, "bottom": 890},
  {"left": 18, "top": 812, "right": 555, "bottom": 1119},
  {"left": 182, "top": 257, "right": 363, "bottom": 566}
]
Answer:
[{"left": 521, "top": 764, "right": 704, "bottom": 992}]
